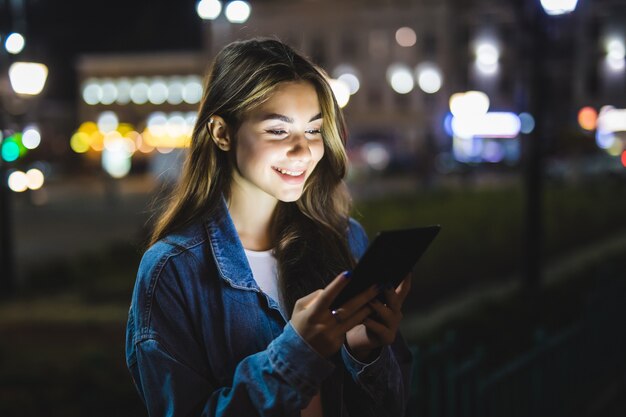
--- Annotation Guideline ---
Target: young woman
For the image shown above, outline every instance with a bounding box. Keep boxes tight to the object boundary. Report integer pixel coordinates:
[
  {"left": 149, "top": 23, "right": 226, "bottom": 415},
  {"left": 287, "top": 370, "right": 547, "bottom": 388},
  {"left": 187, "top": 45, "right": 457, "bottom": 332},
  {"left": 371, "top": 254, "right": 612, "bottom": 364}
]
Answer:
[{"left": 126, "top": 38, "right": 413, "bottom": 417}]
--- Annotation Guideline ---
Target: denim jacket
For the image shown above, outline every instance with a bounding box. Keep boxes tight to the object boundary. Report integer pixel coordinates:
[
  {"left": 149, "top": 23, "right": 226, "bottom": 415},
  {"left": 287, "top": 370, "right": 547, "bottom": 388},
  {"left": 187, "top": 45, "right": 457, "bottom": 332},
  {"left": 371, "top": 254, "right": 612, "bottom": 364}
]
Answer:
[{"left": 125, "top": 200, "right": 412, "bottom": 417}]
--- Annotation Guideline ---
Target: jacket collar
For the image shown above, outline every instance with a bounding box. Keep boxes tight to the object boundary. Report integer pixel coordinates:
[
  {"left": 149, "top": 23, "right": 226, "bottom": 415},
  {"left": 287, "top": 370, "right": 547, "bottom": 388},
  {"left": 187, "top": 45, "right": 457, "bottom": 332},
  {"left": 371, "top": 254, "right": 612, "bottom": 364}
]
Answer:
[{"left": 203, "top": 197, "right": 260, "bottom": 291}]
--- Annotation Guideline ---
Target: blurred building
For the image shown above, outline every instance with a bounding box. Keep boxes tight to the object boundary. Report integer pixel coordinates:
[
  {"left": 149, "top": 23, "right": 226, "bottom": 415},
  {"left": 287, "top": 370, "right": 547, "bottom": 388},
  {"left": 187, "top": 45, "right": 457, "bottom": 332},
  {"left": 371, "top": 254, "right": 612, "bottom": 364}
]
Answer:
[{"left": 73, "top": 0, "right": 626, "bottom": 179}]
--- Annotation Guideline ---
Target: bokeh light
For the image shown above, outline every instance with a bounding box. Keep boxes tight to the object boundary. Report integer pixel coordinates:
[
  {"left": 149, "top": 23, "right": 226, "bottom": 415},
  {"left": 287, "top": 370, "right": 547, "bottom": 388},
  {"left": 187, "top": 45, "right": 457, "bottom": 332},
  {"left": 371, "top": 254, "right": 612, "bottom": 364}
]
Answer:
[
  {"left": 415, "top": 62, "right": 443, "bottom": 94},
  {"left": 622, "top": 150, "right": 626, "bottom": 167},
  {"left": 26, "top": 168, "right": 45, "bottom": 190},
  {"left": 1, "top": 140, "right": 20, "bottom": 162},
  {"left": 167, "top": 77, "right": 185, "bottom": 105},
  {"left": 116, "top": 78, "right": 132, "bottom": 104},
  {"left": 5, "top": 32, "right": 25, "bottom": 54},
  {"left": 395, "top": 27, "right": 417, "bottom": 47},
  {"left": 183, "top": 76, "right": 203, "bottom": 104},
  {"left": 130, "top": 78, "right": 150, "bottom": 104},
  {"left": 82, "top": 80, "right": 102, "bottom": 105},
  {"left": 578, "top": 107, "right": 597, "bottom": 131},
  {"left": 8, "top": 171, "right": 28, "bottom": 192},
  {"left": 449, "top": 91, "right": 490, "bottom": 118},
  {"left": 70, "top": 132, "right": 91, "bottom": 153},
  {"left": 100, "top": 79, "right": 118, "bottom": 105},
  {"left": 519, "top": 112, "right": 536, "bottom": 134},
  {"left": 148, "top": 78, "right": 169, "bottom": 105},
  {"left": 225, "top": 1, "right": 251, "bottom": 23},
  {"left": 540, "top": 0, "right": 579, "bottom": 16},
  {"left": 22, "top": 126, "right": 41, "bottom": 149},
  {"left": 8, "top": 62, "right": 48, "bottom": 95},
  {"left": 197, "top": 0, "right": 222, "bottom": 20},
  {"left": 97, "top": 111, "right": 119, "bottom": 133},
  {"left": 328, "top": 79, "right": 350, "bottom": 108},
  {"left": 387, "top": 64, "right": 414, "bottom": 94},
  {"left": 475, "top": 41, "right": 499, "bottom": 75}
]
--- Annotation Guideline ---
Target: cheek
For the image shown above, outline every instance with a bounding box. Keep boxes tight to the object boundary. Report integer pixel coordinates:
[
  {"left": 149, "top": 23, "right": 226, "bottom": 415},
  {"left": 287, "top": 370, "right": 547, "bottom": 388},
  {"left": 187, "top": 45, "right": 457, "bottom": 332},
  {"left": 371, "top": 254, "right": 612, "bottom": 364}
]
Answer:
[{"left": 311, "top": 141, "right": 325, "bottom": 165}]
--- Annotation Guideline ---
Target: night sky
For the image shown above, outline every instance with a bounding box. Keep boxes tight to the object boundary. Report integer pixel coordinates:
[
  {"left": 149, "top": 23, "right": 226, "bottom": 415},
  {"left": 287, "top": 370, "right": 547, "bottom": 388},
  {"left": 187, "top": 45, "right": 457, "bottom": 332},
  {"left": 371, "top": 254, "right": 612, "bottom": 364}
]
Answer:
[{"left": 1, "top": 0, "right": 203, "bottom": 101}]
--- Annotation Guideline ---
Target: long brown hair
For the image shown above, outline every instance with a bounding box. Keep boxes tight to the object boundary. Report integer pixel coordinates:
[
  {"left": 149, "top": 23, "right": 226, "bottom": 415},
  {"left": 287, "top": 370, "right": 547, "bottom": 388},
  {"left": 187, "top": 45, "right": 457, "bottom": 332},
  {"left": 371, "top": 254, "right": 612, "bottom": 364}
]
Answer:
[{"left": 150, "top": 38, "right": 355, "bottom": 317}]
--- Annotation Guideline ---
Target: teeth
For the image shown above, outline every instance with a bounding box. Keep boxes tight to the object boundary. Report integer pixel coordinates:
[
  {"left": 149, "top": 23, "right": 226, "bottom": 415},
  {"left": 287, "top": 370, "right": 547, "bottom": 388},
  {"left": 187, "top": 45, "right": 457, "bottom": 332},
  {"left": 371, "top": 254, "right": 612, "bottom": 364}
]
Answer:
[{"left": 274, "top": 167, "right": 304, "bottom": 176}]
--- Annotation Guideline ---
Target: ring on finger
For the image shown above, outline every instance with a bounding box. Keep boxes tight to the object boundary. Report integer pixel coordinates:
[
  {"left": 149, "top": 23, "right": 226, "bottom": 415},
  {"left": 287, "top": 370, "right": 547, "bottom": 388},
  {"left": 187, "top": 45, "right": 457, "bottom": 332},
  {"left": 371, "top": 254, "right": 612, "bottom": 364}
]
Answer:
[{"left": 331, "top": 309, "right": 343, "bottom": 324}]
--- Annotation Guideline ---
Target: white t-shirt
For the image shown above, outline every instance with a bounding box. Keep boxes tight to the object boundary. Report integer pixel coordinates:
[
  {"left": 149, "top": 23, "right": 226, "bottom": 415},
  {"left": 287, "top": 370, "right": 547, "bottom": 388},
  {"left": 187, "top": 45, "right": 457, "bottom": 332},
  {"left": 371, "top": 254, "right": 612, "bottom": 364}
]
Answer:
[{"left": 243, "top": 248, "right": 281, "bottom": 308}]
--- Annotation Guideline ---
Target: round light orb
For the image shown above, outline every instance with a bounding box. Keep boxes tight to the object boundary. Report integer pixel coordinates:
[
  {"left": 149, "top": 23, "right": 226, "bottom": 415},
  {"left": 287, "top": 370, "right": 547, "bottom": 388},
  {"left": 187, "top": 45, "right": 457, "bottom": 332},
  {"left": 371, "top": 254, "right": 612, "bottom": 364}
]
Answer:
[
  {"left": 116, "top": 78, "right": 132, "bottom": 104},
  {"left": 8, "top": 171, "right": 28, "bottom": 192},
  {"left": 183, "top": 76, "right": 203, "bottom": 104},
  {"left": 519, "top": 112, "right": 536, "bottom": 134},
  {"left": 607, "top": 39, "right": 626, "bottom": 60},
  {"left": 386, "top": 64, "right": 414, "bottom": 94},
  {"left": 70, "top": 132, "right": 91, "bottom": 153},
  {"left": 395, "top": 27, "right": 417, "bottom": 47},
  {"left": 97, "top": 111, "right": 119, "bottom": 133},
  {"left": 197, "top": 0, "right": 222, "bottom": 20},
  {"left": 337, "top": 73, "right": 360, "bottom": 95},
  {"left": 8, "top": 62, "right": 48, "bottom": 95},
  {"left": 476, "top": 43, "right": 499, "bottom": 66},
  {"left": 130, "top": 78, "right": 150, "bottom": 105},
  {"left": 5, "top": 32, "right": 25, "bottom": 54},
  {"left": 147, "top": 112, "right": 169, "bottom": 137},
  {"left": 167, "top": 77, "right": 185, "bottom": 105},
  {"left": 225, "top": 1, "right": 251, "bottom": 24},
  {"left": 167, "top": 113, "right": 188, "bottom": 138},
  {"left": 148, "top": 78, "right": 169, "bottom": 105},
  {"left": 449, "top": 91, "right": 490, "bottom": 118},
  {"left": 26, "top": 169, "right": 45, "bottom": 190},
  {"left": 22, "top": 126, "right": 42, "bottom": 149},
  {"left": 578, "top": 107, "right": 597, "bottom": 131},
  {"left": 415, "top": 62, "right": 443, "bottom": 94},
  {"left": 100, "top": 79, "right": 118, "bottom": 105},
  {"left": 328, "top": 79, "right": 350, "bottom": 108},
  {"left": 82, "top": 80, "right": 102, "bottom": 105},
  {"left": 540, "top": 0, "right": 579, "bottom": 15}
]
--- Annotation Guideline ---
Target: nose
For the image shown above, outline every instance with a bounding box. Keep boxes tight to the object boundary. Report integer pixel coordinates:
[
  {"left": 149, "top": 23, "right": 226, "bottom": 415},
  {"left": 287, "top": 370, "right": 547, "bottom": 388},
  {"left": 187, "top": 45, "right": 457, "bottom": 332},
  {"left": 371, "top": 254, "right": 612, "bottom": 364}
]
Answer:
[{"left": 286, "top": 134, "right": 312, "bottom": 161}]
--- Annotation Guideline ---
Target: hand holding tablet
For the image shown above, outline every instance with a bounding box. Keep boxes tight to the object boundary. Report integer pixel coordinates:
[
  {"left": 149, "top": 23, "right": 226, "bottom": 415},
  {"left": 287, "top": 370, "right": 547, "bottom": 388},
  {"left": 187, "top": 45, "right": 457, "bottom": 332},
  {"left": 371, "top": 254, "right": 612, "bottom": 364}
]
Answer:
[{"left": 330, "top": 225, "right": 441, "bottom": 310}]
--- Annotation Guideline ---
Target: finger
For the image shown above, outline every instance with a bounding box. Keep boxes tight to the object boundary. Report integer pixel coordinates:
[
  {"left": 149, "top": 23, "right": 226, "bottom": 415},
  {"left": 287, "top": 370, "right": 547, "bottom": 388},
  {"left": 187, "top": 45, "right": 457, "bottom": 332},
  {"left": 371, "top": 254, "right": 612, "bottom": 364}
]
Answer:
[
  {"left": 383, "top": 286, "right": 402, "bottom": 312},
  {"left": 311, "top": 271, "right": 352, "bottom": 312},
  {"left": 338, "top": 304, "right": 374, "bottom": 332},
  {"left": 368, "top": 299, "right": 395, "bottom": 324},
  {"left": 395, "top": 274, "right": 412, "bottom": 304},
  {"left": 363, "top": 317, "right": 390, "bottom": 335},
  {"left": 363, "top": 317, "right": 394, "bottom": 343},
  {"left": 337, "top": 284, "right": 380, "bottom": 316}
]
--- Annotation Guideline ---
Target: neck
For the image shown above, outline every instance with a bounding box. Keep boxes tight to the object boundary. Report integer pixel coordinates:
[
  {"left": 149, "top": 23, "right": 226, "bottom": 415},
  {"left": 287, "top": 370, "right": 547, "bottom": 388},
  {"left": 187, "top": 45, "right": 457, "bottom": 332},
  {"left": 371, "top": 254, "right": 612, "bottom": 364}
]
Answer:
[{"left": 227, "top": 176, "right": 278, "bottom": 251}]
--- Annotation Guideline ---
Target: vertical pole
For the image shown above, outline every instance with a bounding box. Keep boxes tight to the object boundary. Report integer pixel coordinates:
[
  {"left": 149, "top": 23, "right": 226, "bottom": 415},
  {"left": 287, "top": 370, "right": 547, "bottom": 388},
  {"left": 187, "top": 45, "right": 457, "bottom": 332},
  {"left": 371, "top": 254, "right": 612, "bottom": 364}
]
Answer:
[
  {"left": 0, "top": 155, "right": 15, "bottom": 297},
  {"left": 521, "top": 1, "right": 547, "bottom": 298}
]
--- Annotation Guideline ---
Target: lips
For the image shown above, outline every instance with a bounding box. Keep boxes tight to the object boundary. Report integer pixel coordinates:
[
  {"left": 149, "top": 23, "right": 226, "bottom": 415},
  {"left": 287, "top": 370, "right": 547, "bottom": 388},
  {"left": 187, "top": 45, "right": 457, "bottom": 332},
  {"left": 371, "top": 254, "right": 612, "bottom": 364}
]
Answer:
[{"left": 272, "top": 165, "right": 307, "bottom": 184}]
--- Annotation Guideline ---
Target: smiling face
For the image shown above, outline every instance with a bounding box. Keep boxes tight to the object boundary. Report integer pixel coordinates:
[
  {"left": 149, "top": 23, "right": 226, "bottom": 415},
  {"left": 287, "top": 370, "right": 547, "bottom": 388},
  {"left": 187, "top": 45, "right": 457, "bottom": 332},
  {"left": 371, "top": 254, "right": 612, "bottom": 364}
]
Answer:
[{"left": 230, "top": 81, "right": 325, "bottom": 204}]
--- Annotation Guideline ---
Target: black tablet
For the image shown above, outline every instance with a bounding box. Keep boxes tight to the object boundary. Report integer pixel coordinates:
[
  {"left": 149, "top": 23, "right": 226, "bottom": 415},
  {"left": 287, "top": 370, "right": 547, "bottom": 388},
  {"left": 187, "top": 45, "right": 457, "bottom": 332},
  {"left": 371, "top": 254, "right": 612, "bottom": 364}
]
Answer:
[{"left": 330, "top": 225, "right": 441, "bottom": 310}]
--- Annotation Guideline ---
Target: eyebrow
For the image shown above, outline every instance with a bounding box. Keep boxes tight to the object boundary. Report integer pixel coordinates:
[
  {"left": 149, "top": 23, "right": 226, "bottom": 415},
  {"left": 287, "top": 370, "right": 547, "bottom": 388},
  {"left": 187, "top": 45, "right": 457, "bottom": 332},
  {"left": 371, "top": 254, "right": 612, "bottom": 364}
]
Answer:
[{"left": 260, "top": 112, "right": 322, "bottom": 123}]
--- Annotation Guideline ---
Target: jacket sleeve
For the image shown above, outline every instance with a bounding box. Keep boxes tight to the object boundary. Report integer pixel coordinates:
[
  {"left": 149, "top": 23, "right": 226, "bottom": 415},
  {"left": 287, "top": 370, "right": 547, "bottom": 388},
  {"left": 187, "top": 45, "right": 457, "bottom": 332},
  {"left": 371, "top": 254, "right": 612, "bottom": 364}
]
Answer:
[
  {"left": 126, "top": 251, "right": 336, "bottom": 417},
  {"left": 343, "top": 218, "right": 414, "bottom": 417}
]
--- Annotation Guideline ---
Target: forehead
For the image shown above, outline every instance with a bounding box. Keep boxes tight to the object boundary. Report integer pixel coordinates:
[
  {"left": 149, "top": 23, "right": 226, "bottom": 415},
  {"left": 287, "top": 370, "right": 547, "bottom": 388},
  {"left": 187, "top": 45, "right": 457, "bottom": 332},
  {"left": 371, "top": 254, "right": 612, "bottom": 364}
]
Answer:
[{"left": 250, "top": 81, "right": 321, "bottom": 118}]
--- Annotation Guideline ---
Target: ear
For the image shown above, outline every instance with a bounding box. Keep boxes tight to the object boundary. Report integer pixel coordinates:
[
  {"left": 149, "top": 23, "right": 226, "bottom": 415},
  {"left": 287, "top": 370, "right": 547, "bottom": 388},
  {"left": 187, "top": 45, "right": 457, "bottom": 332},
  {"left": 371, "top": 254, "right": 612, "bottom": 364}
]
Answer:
[{"left": 207, "top": 115, "right": 231, "bottom": 151}]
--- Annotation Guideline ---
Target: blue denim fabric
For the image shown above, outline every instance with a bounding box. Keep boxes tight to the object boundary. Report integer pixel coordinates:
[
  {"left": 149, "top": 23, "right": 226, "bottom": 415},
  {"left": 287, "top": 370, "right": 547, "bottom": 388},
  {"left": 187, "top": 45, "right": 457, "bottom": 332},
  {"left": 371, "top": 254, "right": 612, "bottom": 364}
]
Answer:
[{"left": 126, "top": 200, "right": 412, "bottom": 417}]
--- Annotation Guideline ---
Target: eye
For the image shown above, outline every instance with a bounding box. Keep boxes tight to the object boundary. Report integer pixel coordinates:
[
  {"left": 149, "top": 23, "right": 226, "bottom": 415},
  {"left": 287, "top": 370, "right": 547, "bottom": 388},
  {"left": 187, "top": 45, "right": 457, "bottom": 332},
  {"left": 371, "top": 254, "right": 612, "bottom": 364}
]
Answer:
[
  {"left": 266, "top": 129, "right": 288, "bottom": 136},
  {"left": 305, "top": 128, "right": 322, "bottom": 136}
]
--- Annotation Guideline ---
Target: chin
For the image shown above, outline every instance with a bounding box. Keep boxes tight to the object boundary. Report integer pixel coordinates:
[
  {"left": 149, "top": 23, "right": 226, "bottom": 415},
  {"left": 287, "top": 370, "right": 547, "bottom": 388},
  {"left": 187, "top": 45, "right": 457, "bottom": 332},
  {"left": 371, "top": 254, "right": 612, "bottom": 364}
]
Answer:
[{"left": 276, "top": 189, "right": 305, "bottom": 203}]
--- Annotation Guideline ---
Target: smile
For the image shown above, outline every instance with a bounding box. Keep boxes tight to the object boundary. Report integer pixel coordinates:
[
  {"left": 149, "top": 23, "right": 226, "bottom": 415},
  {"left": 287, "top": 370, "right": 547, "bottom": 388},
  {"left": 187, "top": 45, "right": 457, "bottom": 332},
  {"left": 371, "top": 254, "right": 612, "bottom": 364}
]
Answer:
[{"left": 272, "top": 166, "right": 305, "bottom": 177}]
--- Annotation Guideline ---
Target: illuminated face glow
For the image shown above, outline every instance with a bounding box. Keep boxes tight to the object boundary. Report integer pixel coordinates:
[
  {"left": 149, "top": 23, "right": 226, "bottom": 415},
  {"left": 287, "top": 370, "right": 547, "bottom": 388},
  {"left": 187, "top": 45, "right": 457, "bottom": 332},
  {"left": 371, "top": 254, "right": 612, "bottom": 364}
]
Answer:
[{"left": 231, "top": 81, "right": 325, "bottom": 204}]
